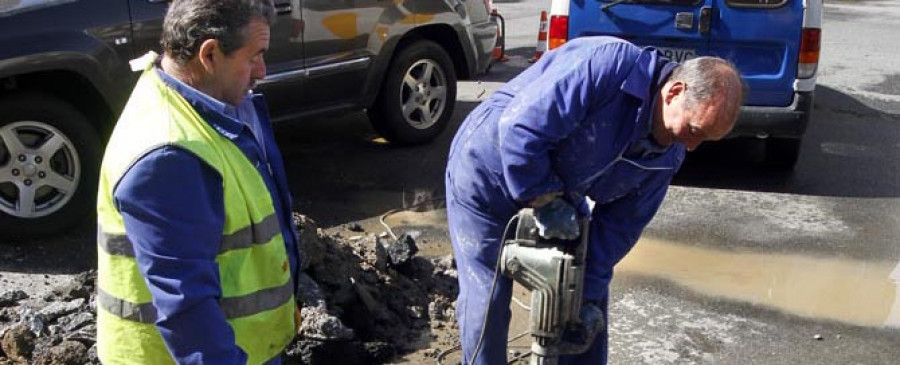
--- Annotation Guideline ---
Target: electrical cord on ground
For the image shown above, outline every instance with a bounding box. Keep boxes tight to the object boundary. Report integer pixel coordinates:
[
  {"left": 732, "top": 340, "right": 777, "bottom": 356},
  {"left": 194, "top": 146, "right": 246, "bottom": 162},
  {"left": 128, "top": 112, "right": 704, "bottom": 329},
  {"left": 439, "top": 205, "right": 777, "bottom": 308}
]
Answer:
[
  {"left": 379, "top": 208, "right": 401, "bottom": 241},
  {"left": 436, "top": 342, "right": 461, "bottom": 365},
  {"left": 512, "top": 296, "right": 531, "bottom": 311},
  {"left": 436, "top": 330, "right": 532, "bottom": 365},
  {"left": 505, "top": 331, "right": 533, "bottom": 364},
  {"left": 508, "top": 330, "right": 531, "bottom": 343},
  {"left": 378, "top": 196, "right": 446, "bottom": 241},
  {"left": 508, "top": 350, "right": 532, "bottom": 364},
  {"left": 376, "top": 201, "right": 526, "bottom": 364}
]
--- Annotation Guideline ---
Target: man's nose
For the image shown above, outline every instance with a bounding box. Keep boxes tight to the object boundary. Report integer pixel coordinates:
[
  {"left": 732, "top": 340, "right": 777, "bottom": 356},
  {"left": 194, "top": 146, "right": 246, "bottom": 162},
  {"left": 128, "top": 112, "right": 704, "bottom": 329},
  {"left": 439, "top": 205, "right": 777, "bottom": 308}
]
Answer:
[
  {"left": 253, "top": 59, "right": 267, "bottom": 80},
  {"left": 685, "top": 138, "right": 702, "bottom": 151}
]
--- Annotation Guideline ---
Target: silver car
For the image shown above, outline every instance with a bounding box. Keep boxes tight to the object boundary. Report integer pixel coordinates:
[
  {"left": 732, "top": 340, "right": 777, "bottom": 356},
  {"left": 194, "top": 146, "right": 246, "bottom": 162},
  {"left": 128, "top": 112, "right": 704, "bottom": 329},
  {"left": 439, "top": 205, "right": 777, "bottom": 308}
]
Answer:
[{"left": 0, "top": 0, "right": 497, "bottom": 238}]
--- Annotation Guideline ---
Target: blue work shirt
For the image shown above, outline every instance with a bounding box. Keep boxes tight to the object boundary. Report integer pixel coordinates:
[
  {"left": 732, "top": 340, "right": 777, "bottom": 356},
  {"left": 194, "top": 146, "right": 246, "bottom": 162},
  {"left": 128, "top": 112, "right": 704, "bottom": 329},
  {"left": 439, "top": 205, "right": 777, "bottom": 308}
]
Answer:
[
  {"left": 447, "top": 36, "right": 685, "bottom": 300},
  {"left": 113, "top": 68, "right": 299, "bottom": 364}
]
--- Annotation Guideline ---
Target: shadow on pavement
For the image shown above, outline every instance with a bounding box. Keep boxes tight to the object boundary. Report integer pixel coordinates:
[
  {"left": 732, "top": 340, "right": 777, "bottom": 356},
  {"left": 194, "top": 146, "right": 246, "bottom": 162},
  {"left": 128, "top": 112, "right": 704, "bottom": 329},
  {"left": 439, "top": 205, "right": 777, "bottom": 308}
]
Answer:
[
  {"left": 273, "top": 99, "right": 483, "bottom": 229},
  {"left": 0, "top": 219, "right": 95, "bottom": 274},
  {"left": 675, "top": 84, "right": 900, "bottom": 198}
]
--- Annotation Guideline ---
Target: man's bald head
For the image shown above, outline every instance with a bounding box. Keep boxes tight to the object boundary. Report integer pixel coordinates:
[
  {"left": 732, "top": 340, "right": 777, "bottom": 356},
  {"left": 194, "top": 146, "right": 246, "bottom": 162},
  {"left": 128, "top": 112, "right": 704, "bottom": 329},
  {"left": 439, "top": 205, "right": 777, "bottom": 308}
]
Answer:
[
  {"left": 670, "top": 57, "right": 744, "bottom": 140},
  {"left": 652, "top": 57, "right": 744, "bottom": 151}
]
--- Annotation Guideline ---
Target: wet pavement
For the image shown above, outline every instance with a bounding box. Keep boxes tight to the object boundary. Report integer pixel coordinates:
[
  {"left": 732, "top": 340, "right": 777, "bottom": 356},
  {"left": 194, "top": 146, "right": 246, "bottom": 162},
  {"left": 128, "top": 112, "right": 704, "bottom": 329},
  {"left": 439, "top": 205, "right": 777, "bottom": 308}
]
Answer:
[
  {"left": 618, "top": 237, "right": 899, "bottom": 329},
  {"left": 355, "top": 205, "right": 900, "bottom": 364}
]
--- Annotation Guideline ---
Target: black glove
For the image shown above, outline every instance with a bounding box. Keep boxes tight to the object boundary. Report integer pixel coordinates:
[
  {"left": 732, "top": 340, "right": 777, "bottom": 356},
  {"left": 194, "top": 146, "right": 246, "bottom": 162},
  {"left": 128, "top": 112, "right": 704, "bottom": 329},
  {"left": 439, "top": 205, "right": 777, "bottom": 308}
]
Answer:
[
  {"left": 533, "top": 197, "right": 580, "bottom": 240},
  {"left": 560, "top": 300, "right": 605, "bottom": 353},
  {"left": 579, "top": 301, "right": 604, "bottom": 335}
]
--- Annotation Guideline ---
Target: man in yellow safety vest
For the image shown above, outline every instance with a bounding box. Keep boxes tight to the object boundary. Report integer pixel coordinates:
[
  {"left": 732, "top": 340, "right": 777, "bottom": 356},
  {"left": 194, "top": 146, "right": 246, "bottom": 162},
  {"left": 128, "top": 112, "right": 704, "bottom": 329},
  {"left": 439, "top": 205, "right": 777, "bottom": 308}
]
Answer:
[{"left": 96, "top": 1, "right": 300, "bottom": 363}]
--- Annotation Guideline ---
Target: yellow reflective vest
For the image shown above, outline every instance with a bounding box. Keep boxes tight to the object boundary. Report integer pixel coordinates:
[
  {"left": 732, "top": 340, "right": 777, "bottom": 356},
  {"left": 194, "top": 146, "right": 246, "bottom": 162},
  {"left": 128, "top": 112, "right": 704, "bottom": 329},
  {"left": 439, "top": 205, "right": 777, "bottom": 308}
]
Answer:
[{"left": 96, "top": 65, "right": 295, "bottom": 364}]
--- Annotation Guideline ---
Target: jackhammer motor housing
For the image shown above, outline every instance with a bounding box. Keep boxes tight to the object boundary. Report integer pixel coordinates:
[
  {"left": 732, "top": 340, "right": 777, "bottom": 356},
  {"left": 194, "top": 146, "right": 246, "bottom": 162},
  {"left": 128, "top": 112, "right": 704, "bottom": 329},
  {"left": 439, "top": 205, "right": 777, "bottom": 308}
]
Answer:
[{"left": 499, "top": 209, "right": 595, "bottom": 363}]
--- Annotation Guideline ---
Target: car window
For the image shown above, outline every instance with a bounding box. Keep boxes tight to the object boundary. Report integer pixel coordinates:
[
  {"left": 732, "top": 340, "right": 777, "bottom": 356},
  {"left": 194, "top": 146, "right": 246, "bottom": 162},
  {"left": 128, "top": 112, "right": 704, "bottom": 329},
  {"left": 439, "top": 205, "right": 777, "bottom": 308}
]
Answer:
[{"left": 0, "top": 0, "right": 76, "bottom": 17}]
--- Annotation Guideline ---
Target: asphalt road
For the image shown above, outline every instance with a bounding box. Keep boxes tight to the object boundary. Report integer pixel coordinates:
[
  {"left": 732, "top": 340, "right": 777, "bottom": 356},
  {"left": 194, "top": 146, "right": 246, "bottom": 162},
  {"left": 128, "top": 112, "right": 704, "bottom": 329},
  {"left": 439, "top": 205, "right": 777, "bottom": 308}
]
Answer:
[{"left": 2, "top": 0, "right": 898, "bottom": 364}]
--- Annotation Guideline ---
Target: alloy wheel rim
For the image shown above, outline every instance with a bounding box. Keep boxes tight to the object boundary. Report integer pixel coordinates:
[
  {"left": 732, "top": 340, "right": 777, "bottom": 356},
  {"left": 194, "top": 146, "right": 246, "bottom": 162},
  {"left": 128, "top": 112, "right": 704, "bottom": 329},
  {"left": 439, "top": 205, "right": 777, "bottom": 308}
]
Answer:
[
  {"left": 398, "top": 59, "right": 447, "bottom": 130},
  {"left": 0, "top": 121, "right": 80, "bottom": 218}
]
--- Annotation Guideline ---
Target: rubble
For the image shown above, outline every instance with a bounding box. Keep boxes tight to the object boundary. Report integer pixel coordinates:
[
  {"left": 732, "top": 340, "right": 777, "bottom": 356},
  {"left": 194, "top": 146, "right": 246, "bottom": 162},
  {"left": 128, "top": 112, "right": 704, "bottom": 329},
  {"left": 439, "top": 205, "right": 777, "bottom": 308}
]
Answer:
[
  {"left": 286, "top": 213, "right": 458, "bottom": 364},
  {"left": 0, "top": 213, "right": 459, "bottom": 364},
  {"left": 347, "top": 223, "right": 365, "bottom": 232},
  {"left": 0, "top": 291, "right": 27, "bottom": 308},
  {"left": 32, "top": 340, "right": 89, "bottom": 365},
  {"left": 298, "top": 305, "right": 355, "bottom": 341},
  {"left": 1, "top": 324, "right": 35, "bottom": 362},
  {"left": 0, "top": 274, "right": 97, "bottom": 365},
  {"left": 46, "top": 272, "right": 94, "bottom": 302},
  {"left": 377, "top": 233, "right": 419, "bottom": 268},
  {"left": 37, "top": 299, "right": 85, "bottom": 323}
]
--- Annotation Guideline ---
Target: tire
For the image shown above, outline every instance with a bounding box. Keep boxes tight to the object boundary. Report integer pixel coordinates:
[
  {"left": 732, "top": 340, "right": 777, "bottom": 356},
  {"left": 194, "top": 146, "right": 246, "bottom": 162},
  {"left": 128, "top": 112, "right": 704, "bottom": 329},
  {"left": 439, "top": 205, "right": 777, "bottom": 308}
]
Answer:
[
  {"left": 368, "top": 40, "right": 457, "bottom": 145},
  {"left": 0, "top": 93, "right": 102, "bottom": 240},
  {"left": 764, "top": 137, "right": 802, "bottom": 169}
]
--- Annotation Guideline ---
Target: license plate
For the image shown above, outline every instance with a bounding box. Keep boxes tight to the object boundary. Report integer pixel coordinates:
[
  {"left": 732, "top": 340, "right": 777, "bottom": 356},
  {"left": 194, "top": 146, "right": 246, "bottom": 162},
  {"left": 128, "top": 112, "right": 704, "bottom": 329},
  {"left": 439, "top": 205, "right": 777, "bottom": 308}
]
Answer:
[{"left": 658, "top": 47, "right": 697, "bottom": 62}]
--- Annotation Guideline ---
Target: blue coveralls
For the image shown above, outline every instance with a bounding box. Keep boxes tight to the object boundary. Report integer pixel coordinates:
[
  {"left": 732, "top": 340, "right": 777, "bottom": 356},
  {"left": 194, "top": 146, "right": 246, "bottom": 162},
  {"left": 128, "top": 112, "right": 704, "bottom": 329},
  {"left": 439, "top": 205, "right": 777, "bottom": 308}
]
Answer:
[{"left": 445, "top": 37, "right": 685, "bottom": 364}]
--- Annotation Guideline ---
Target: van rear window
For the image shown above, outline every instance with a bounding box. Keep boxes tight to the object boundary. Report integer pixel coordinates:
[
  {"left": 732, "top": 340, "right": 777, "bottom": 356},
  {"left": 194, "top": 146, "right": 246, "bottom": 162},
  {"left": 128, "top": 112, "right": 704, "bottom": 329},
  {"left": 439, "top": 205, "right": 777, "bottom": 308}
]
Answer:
[
  {"left": 598, "top": 0, "right": 703, "bottom": 5},
  {"left": 597, "top": 0, "right": 787, "bottom": 8},
  {"left": 725, "top": 0, "right": 788, "bottom": 8}
]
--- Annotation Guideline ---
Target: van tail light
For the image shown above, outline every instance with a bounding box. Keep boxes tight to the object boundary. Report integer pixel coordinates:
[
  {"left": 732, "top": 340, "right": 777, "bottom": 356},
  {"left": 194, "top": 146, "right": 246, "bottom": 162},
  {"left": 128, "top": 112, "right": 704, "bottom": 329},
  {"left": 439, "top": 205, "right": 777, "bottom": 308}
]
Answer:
[
  {"left": 797, "top": 27, "right": 821, "bottom": 79},
  {"left": 548, "top": 15, "right": 568, "bottom": 50}
]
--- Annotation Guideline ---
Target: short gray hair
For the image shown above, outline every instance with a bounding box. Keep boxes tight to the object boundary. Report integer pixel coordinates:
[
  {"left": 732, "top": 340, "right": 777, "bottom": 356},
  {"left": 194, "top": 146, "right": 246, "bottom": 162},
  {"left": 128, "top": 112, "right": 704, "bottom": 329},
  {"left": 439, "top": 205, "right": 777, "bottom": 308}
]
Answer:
[
  {"left": 161, "top": 0, "right": 275, "bottom": 64},
  {"left": 670, "top": 57, "right": 744, "bottom": 120}
]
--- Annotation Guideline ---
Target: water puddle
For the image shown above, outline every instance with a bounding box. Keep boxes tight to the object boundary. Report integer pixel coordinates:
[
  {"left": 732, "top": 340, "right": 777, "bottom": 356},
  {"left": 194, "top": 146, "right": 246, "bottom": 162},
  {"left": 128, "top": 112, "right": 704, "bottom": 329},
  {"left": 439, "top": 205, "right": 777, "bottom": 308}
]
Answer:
[
  {"left": 382, "top": 209, "right": 448, "bottom": 228},
  {"left": 617, "top": 238, "right": 900, "bottom": 328},
  {"left": 381, "top": 209, "right": 449, "bottom": 258}
]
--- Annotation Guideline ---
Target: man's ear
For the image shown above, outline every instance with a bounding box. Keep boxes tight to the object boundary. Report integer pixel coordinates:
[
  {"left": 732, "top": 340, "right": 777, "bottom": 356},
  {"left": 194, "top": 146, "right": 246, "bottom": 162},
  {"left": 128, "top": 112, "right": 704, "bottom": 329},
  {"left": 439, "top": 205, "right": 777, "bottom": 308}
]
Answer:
[
  {"left": 664, "top": 80, "right": 686, "bottom": 105},
  {"left": 196, "top": 39, "right": 220, "bottom": 73}
]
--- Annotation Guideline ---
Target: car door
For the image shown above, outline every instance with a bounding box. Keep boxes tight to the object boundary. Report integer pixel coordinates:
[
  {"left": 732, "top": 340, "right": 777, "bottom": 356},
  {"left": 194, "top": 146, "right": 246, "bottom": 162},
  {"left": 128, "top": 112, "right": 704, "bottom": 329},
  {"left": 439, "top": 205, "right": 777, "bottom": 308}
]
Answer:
[
  {"left": 258, "top": 0, "right": 309, "bottom": 118},
  {"left": 126, "top": 0, "right": 306, "bottom": 118},
  {"left": 711, "top": 0, "right": 804, "bottom": 107},
  {"left": 126, "top": 0, "right": 164, "bottom": 53},
  {"left": 291, "top": 0, "right": 384, "bottom": 116},
  {"left": 582, "top": 0, "right": 803, "bottom": 108},
  {"left": 576, "top": 0, "right": 713, "bottom": 63}
]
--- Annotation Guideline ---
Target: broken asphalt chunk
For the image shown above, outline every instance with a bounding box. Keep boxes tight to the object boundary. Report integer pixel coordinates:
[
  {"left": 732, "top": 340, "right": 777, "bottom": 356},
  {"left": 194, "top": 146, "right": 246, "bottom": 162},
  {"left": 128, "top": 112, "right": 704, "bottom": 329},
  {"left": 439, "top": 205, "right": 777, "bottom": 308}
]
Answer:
[{"left": 0, "top": 291, "right": 28, "bottom": 308}]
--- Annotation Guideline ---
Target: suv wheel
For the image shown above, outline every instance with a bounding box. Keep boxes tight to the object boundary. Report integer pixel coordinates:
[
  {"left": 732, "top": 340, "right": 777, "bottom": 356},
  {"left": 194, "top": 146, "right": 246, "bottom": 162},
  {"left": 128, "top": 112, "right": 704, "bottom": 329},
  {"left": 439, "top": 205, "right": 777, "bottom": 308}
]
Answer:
[
  {"left": 0, "top": 94, "right": 101, "bottom": 240},
  {"left": 369, "top": 40, "right": 457, "bottom": 145},
  {"left": 764, "top": 137, "right": 802, "bottom": 169}
]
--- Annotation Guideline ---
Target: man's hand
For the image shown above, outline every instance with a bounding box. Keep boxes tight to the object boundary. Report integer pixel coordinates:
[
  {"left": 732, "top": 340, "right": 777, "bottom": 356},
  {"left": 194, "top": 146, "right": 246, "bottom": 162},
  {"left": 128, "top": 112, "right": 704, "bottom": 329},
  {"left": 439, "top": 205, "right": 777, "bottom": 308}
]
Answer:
[
  {"left": 533, "top": 197, "right": 580, "bottom": 240},
  {"left": 529, "top": 192, "right": 562, "bottom": 208}
]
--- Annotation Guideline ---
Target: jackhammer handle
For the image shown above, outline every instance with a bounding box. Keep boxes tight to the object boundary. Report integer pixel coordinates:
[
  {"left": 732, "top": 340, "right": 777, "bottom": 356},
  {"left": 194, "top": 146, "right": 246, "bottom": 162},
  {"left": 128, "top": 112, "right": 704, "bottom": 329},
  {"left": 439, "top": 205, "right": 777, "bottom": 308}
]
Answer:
[{"left": 573, "top": 217, "right": 590, "bottom": 265}]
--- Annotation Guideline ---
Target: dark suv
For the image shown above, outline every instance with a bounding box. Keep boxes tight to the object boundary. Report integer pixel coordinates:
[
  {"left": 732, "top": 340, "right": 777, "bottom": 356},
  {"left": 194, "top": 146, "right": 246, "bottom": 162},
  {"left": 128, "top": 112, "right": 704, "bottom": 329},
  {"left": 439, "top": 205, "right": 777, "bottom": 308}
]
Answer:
[{"left": 0, "top": 0, "right": 497, "bottom": 238}]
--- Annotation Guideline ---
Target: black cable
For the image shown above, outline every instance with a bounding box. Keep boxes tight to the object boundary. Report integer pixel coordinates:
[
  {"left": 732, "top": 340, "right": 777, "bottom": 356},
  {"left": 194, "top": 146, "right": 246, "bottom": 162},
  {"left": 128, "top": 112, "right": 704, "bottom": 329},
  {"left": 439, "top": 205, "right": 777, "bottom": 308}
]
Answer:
[
  {"left": 436, "top": 342, "right": 461, "bottom": 365},
  {"left": 469, "top": 213, "right": 519, "bottom": 365}
]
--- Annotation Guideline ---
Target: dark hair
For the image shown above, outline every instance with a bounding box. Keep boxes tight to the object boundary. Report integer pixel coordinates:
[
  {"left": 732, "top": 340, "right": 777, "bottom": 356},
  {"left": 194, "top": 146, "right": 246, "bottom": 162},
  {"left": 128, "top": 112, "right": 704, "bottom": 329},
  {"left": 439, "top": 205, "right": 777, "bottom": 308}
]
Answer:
[
  {"left": 161, "top": 0, "right": 275, "bottom": 64},
  {"left": 670, "top": 56, "right": 744, "bottom": 119}
]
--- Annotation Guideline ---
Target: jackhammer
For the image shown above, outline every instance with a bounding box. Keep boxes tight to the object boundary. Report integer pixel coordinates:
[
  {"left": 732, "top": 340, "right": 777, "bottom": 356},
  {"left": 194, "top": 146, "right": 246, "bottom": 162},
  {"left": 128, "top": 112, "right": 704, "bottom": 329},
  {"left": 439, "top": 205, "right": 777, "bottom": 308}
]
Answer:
[{"left": 498, "top": 208, "right": 601, "bottom": 364}]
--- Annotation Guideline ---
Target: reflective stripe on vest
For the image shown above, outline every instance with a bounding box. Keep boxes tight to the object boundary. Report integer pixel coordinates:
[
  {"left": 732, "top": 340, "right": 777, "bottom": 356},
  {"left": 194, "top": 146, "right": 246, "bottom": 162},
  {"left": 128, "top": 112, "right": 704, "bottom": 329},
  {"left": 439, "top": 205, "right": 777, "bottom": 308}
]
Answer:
[
  {"left": 98, "top": 213, "right": 281, "bottom": 258},
  {"left": 97, "top": 279, "right": 293, "bottom": 323}
]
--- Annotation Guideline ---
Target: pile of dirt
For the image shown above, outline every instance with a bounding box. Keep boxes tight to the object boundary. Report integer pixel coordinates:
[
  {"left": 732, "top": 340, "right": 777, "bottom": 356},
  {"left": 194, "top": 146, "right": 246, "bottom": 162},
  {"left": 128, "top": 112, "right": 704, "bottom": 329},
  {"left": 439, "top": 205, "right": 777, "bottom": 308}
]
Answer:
[
  {"left": 285, "top": 214, "right": 460, "bottom": 364},
  {"left": 0, "top": 214, "right": 460, "bottom": 364},
  {"left": 0, "top": 271, "right": 97, "bottom": 365}
]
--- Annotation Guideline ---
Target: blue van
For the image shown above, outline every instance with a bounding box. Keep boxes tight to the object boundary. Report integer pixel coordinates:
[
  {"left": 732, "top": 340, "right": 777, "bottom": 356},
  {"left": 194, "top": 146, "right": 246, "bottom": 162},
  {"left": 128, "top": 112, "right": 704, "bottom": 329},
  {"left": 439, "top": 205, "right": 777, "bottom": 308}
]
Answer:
[{"left": 545, "top": 0, "right": 822, "bottom": 167}]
